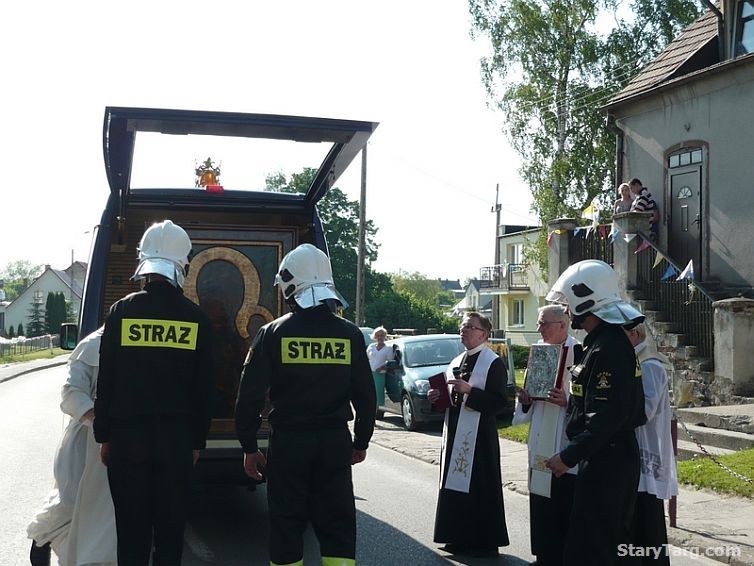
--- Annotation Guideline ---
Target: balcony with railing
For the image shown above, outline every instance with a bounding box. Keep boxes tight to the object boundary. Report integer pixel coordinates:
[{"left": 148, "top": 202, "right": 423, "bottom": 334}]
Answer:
[{"left": 479, "top": 263, "right": 529, "bottom": 291}]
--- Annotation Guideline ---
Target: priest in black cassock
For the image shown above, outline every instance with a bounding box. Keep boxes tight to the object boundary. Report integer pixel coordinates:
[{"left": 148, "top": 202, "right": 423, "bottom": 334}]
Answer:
[{"left": 429, "top": 311, "right": 510, "bottom": 558}]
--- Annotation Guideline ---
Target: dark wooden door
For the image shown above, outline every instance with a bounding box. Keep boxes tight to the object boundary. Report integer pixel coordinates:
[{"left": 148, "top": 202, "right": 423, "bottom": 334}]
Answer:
[{"left": 668, "top": 168, "right": 702, "bottom": 273}]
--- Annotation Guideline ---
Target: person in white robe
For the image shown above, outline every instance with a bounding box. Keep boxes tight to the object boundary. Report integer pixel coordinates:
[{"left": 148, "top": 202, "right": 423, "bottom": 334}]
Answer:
[
  {"left": 625, "top": 323, "right": 678, "bottom": 566},
  {"left": 27, "top": 327, "right": 117, "bottom": 566}
]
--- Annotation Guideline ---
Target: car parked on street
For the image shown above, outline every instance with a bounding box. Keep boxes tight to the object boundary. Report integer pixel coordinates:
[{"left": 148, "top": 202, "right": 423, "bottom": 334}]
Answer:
[{"left": 378, "top": 335, "right": 516, "bottom": 431}]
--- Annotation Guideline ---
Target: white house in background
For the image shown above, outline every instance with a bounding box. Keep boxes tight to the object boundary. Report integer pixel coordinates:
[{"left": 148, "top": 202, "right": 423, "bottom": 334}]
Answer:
[
  {"left": 452, "top": 279, "right": 493, "bottom": 319},
  {"left": 479, "top": 226, "right": 549, "bottom": 346},
  {"left": 2, "top": 262, "right": 87, "bottom": 335}
]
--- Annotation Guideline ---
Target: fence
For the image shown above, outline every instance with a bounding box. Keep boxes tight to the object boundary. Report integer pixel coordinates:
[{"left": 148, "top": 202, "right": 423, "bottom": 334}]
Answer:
[
  {"left": 0, "top": 334, "right": 59, "bottom": 358},
  {"left": 635, "top": 235, "right": 715, "bottom": 359},
  {"left": 567, "top": 223, "right": 615, "bottom": 266}
]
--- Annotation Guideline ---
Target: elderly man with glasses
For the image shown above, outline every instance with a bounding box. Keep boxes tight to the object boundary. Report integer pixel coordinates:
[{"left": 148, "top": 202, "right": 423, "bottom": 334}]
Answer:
[
  {"left": 513, "top": 305, "right": 582, "bottom": 566},
  {"left": 429, "top": 312, "right": 510, "bottom": 558}
]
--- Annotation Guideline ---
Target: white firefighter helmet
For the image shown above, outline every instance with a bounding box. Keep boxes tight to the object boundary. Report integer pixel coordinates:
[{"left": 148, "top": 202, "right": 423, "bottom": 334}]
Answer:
[
  {"left": 131, "top": 220, "right": 192, "bottom": 287},
  {"left": 274, "top": 243, "right": 347, "bottom": 309},
  {"left": 546, "top": 259, "right": 644, "bottom": 325}
]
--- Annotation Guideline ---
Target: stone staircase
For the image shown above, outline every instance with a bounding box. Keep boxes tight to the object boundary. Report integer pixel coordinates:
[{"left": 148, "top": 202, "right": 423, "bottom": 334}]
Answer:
[
  {"left": 625, "top": 290, "right": 721, "bottom": 407},
  {"left": 674, "top": 404, "right": 754, "bottom": 461}
]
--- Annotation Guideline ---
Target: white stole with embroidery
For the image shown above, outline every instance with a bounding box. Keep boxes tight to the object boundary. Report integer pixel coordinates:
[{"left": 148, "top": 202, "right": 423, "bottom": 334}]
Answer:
[{"left": 440, "top": 346, "right": 497, "bottom": 493}]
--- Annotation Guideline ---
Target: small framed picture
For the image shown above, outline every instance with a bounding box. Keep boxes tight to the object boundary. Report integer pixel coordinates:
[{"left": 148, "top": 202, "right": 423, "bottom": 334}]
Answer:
[{"left": 524, "top": 343, "right": 564, "bottom": 399}]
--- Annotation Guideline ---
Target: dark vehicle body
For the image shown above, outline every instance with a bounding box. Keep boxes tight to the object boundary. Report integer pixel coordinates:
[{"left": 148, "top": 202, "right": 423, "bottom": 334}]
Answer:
[
  {"left": 378, "top": 334, "right": 516, "bottom": 430},
  {"left": 67, "top": 107, "right": 377, "bottom": 484}
]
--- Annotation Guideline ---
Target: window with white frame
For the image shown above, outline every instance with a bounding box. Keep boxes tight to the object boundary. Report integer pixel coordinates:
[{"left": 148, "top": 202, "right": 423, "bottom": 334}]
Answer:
[
  {"left": 507, "top": 243, "right": 523, "bottom": 265},
  {"left": 736, "top": 0, "right": 754, "bottom": 56},
  {"left": 509, "top": 299, "right": 524, "bottom": 327}
]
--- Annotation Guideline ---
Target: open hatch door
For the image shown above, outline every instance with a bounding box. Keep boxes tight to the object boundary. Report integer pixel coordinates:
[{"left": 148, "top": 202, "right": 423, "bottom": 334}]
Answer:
[{"left": 103, "top": 106, "right": 378, "bottom": 207}]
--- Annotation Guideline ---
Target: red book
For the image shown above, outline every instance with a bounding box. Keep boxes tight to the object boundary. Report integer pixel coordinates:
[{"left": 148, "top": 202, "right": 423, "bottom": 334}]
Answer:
[{"left": 428, "top": 372, "right": 451, "bottom": 410}]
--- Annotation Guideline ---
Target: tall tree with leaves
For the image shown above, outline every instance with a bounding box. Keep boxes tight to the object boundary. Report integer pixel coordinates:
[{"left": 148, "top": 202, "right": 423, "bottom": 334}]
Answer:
[
  {"left": 265, "top": 168, "right": 380, "bottom": 319},
  {"left": 0, "top": 260, "right": 43, "bottom": 301},
  {"left": 468, "top": 0, "right": 700, "bottom": 273},
  {"left": 391, "top": 270, "right": 443, "bottom": 304}
]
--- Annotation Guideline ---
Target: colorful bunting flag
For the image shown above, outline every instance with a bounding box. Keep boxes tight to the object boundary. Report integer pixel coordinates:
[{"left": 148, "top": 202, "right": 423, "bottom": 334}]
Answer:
[
  {"left": 652, "top": 251, "right": 665, "bottom": 269},
  {"left": 677, "top": 260, "right": 694, "bottom": 281},
  {"left": 634, "top": 238, "right": 652, "bottom": 254},
  {"left": 623, "top": 233, "right": 637, "bottom": 243},
  {"left": 573, "top": 227, "right": 582, "bottom": 238},
  {"left": 661, "top": 264, "right": 677, "bottom": 281},
  {"left": 608, "top": 224, "right": 620, "bottom": 243},
  {"left": 581, "top": 201, "right": 598, "bottom": 222}
]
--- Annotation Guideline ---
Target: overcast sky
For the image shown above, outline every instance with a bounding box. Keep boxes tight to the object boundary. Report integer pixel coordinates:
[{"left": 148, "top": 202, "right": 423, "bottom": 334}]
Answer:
[{"left": 1, "top": 1, "right": 535, "bottom": 283}]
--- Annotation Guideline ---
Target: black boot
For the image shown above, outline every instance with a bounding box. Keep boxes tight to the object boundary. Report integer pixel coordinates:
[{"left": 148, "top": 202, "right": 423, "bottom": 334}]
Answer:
[{"left": 29, "top": 540, "right": 51, "bottom": 566}]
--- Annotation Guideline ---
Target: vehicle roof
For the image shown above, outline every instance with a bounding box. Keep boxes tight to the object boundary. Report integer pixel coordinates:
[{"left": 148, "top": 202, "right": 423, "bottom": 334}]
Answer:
[
  {"left": 387, "top": 334, "right": 461, "bottom": 344},
  {"left": 102, "top": 106, "right": 378, "bottom": 205}
]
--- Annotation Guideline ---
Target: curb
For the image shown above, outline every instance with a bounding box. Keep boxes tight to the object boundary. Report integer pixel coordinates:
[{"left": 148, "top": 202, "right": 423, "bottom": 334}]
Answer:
[
  {"left": 0, "top": 357, "right": 69, "bottom": 384},
  {"left": 667, "top": 527, "right": 754, "bottom": 566}
]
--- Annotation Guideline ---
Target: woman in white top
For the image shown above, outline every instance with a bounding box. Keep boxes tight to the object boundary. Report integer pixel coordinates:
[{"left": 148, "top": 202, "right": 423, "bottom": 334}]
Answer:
[
  {"left": 28, "top": 328, "right": 117, "bottom": 566},
  {"left": 366, "top": 326, "right": 394, "bottom": 408},
  {"left": 625, "top": 323, "right": 677, "bottom": 566}
]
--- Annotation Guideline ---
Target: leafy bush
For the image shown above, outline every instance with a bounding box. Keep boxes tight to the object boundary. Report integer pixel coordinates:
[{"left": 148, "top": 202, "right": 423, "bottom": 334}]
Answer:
[{"left": 511, "top": 344, "right": 530, "bottom": 369}]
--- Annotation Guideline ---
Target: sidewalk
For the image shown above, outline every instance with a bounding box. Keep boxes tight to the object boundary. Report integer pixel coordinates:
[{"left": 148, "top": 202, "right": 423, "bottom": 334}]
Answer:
[
  {"left": 370, "top": 418, "right": 754, "bottom": 566},
  {"left": 0, "top": 354, "right": 69, "bottom": 384}
]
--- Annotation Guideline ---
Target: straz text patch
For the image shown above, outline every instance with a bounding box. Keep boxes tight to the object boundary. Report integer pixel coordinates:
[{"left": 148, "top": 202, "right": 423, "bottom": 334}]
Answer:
[
  {"left": 281, "top": 338, "right": 351, "bottom": 365},
  {"left": 121, "top": 318, "right": 199, "bottom": 350}
]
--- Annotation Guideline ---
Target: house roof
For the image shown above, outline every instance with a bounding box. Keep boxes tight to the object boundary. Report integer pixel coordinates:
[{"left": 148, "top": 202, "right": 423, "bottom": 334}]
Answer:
[
  {"left": 51, "top": 268, "right": 84, "bottom": 298},
  {"left": 606, "top": 9, "right": 719, "bottom": 108},
  {"left": 438, "top": 278, "right": 462, "bottom": 292}
]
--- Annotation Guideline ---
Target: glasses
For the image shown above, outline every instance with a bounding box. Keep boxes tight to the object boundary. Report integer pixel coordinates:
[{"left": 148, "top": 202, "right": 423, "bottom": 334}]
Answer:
[{"left": 459, "top": 323, "right": 485, "bottom": 332}]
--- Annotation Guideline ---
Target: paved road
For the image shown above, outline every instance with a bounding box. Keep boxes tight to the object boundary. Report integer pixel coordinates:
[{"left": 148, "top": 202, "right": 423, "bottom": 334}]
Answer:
[{"left": 1, "top": 365, "right": 726, "bottom": 565}]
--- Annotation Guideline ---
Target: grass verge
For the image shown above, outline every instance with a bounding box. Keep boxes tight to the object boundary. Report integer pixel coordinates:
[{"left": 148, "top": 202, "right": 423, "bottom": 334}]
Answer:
[
  {"left": 677, "top": 448, "right": 754, "bottom": 499},
  {"left": 0, "top": 348, "right": 68, "bottom": 364}
]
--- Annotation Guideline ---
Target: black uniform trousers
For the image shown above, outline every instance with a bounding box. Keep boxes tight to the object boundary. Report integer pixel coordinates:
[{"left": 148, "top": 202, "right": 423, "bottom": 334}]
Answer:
[
  {"left": 530, "top": 472, "right": 576, "bottom": 566},
  {"left": 632, "top": 492, "right": 670, "bottom": 565},
  {"left": 564, "top": 433, "right": 640, "bottom": 566},
  {"left": 266, "top": 427, "right": 355, "bottom": 565},
  {"left": 106, "top": 417, "right": 193, "bottom": 566}
]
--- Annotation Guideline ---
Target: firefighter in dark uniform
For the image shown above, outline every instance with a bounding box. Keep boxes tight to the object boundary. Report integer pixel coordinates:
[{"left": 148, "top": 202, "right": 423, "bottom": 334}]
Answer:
[
  {"left": 544, "top": 260, "right": 646, "bottom": 566},
  {"left": 235, "top": 243, "right": 376, "bottom": 566},
  {"left": 94, "top": 220, "right": 213, "bottom": 566}
]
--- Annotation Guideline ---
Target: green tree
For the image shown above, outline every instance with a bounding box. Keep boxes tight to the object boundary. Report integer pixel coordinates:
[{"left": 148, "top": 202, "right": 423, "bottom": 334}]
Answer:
[
  {"left": 468, "top": 0, "right": 701, "bottom": 274},
  {"left": 391, "top": 270, "right": 443, "bottom": 304},
  {"left": 364, "top": 290, "right": 458, "bottom": 335},
  {"left": 0, "top": 260, "right": 43, "bottom": 301},
  {"left": 265, "top": 168, "right": 380, "bottom": 319},
  {"left": 266, "top": 168, "right": 458, "bottom": 332},
  {"left": 45, "top": 292, "right": 55, "bottom": 333},
  {"left": 17, "top": 322, "right": 25, "bottom": 338},
  {"left": 27, "top": 298, "right": 46, "bottom": 337},
  {"left": 7, "top": 325, "right": 15, "bottom": 338}
]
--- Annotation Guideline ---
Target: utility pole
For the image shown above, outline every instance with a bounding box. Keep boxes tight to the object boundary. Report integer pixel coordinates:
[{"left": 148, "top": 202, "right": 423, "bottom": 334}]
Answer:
[
  {"left": 491, "top": 184, "right": 502, "bottom": 332},
  {"left": 355, "top": 145, "right": 367, "bottom": 326}
]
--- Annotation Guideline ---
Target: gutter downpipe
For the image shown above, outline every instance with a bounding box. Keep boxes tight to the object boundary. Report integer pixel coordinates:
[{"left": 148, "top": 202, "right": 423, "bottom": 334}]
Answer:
[
  {"left": 701, "top": 0, "right": 725, "bottom": 61},
  {"left": 606, "top": 113, "right": 624, "bottom": 186}
]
